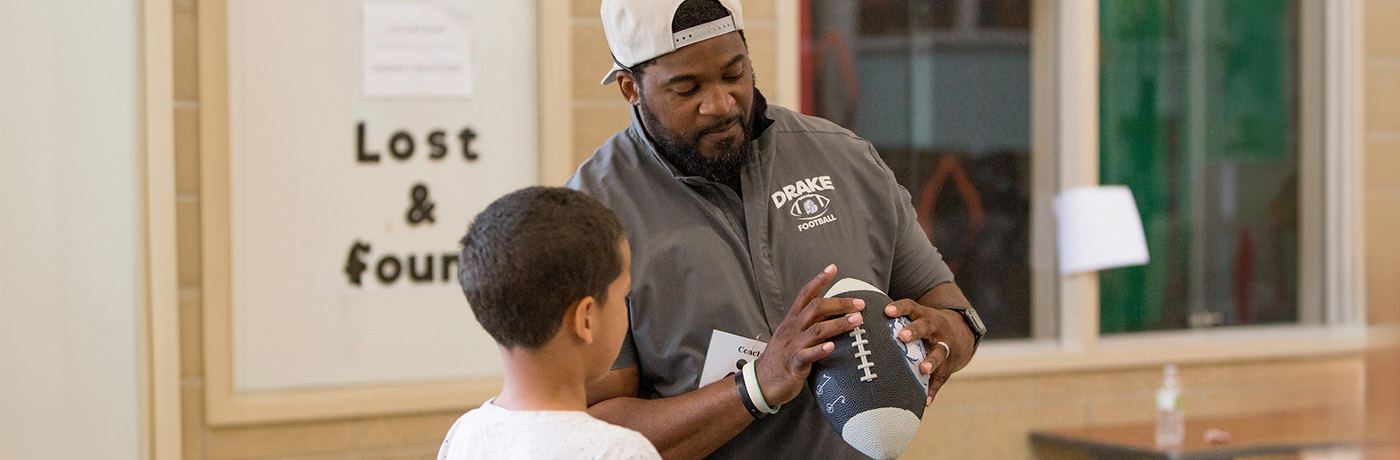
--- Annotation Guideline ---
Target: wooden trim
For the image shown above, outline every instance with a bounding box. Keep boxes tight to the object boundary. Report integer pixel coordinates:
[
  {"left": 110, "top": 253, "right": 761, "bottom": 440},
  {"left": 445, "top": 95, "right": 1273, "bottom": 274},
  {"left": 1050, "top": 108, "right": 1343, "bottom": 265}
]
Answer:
[
  {"left": 539, "top": 0, "right": 574, "bottom": 186},
  {"left": 1325, "top": 0, "right": 1366, "bottom": 325},
  {"left": 962, "top": 325, "right": 1393, "bottom": 378},
  {"left": 1029, "top": 0, "right": 1057, "bottom": 341},
  {"left": 797, "top": 0, "right": 813, "bottom": 114},
  {"left": 197, "top": 0, "right": 234, "bottom": 426},
  {"left": 140, "top": 0, "right": 182, "bottom": 457},
  {"left": 1053, "top": 0, "right": 1100, "bottom": 352},
  {"left": 206, "top": 378, "right": 501, "bottom": 426},
  {"left": 774, "top": 0, "right": 801, "bottom": 110},
  {"left": 1300, "top": 0, "right": 1367, "bottom": 329},
  {"left": 1299, "top": 0, "right": 1327, "bottom": 326},
  {"left": 197, "top": 0, "right": 506, "bottom": 426}
]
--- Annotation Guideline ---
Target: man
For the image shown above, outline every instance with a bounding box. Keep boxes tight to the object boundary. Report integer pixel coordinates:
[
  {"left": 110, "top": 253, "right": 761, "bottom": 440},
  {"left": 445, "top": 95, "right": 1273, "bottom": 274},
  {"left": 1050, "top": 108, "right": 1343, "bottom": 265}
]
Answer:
[{"left": 567, "top": 1, "right": 987, "bottom": 459}]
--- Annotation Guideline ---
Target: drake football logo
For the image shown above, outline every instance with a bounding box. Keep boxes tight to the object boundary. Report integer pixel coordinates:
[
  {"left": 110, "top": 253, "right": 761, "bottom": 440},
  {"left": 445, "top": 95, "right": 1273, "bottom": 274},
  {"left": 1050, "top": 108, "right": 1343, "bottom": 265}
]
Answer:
[
  {"left": 772, "top": 176, "right": 840, "bottom": 232},
  {"left": 790, "top": 194, "right": 831, "bottom": 220},
  {"left": 770, "top": 176, "right": 835, "bottom": 209}
]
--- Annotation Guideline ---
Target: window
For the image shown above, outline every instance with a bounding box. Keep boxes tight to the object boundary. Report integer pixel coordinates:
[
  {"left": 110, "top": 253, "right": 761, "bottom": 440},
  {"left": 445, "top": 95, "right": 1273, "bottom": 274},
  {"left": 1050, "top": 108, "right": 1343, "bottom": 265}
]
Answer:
[
  {"left": 803, "top": 0, "right": 1038, "bottom": 340},
  {"left": 800, "top": 0, "right": 1352, "bottom": 353},
  {"left": 1098, "top": 0, "right": 1309, "bottom": 333}
]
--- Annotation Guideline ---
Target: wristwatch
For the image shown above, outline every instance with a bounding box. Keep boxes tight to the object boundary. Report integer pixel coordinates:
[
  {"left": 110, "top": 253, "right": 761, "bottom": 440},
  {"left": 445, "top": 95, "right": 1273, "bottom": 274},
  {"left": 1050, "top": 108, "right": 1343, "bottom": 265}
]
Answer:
[{"left": 939, "top": 305, "right": 986, "bottom": 354}]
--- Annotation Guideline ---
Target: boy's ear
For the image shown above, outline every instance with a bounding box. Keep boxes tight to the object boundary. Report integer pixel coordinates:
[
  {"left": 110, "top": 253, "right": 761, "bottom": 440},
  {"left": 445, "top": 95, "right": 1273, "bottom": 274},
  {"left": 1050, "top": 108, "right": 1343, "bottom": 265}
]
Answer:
[{"left": 569, "top": 296, "right": 599, "bottom": 345}]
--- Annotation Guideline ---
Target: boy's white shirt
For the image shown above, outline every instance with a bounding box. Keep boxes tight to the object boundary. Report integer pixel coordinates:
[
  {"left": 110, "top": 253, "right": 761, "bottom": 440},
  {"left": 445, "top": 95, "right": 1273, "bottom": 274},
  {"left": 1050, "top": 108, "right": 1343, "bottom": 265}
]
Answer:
[{"left": 438, "top": 398, "right": 661, "bottom": 460}]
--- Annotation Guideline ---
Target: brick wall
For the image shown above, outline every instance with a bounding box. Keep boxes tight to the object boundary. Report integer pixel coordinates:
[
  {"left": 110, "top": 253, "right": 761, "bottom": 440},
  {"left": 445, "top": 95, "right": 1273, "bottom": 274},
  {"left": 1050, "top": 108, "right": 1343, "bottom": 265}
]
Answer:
[
  {"left": 1364, "top": 0, "right": 1400, "bottom": 439},
  {"left": 918, "top": 357, "right": 1364, "bottom": 459},
  {"left": 1366, "top": 0, "right": 1400, "bottom": 325}
]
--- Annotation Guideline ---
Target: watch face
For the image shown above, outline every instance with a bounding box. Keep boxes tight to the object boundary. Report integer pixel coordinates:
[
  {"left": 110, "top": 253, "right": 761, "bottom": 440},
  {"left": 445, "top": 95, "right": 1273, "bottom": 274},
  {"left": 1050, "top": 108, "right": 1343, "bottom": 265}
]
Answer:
[{"left": 965, "top": 308, "right": 986, "bottom": 336}]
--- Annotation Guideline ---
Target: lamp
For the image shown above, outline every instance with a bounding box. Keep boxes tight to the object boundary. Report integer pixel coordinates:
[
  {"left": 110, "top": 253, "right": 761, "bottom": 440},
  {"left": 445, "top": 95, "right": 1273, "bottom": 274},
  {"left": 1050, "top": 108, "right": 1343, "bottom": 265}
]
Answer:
[{"left": 1054, "top": 185, "right": 1150, "bottom": 275}]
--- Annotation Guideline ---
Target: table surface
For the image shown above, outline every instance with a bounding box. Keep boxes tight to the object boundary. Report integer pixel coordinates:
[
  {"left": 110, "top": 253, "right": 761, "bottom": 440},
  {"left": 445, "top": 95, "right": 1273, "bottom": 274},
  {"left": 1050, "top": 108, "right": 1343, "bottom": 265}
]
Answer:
[{"left": 1030, "top": 408, "right": 1399, "bottom": 460}]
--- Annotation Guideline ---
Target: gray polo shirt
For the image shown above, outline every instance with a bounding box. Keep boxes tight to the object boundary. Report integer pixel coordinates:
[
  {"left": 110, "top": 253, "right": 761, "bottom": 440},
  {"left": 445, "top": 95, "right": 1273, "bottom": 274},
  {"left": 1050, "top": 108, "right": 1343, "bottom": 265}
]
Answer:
[{"left": 567, "top": 101, "right": 955, "bottom": 459}]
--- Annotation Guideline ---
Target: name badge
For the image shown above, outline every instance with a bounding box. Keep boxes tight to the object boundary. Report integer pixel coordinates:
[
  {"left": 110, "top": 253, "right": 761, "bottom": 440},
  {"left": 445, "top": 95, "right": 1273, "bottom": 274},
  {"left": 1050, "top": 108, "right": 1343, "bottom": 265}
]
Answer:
[{"left": 698, "top": 329, "right": 768, "bottom": 388}]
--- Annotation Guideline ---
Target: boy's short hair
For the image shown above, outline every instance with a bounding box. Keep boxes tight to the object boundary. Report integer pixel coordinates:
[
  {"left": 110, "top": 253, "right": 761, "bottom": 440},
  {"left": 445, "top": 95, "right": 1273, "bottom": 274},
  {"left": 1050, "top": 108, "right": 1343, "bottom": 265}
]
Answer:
[{"left": 458, "top": 187, "right": 625, "bottom": 349}]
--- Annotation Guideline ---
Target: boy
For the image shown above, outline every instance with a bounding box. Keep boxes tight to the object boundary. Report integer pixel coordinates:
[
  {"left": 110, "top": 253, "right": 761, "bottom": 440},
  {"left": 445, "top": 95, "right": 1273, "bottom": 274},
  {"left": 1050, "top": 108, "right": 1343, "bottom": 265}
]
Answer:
[{"left": 438, "top": 187, "right": 659, "bottom": 460}]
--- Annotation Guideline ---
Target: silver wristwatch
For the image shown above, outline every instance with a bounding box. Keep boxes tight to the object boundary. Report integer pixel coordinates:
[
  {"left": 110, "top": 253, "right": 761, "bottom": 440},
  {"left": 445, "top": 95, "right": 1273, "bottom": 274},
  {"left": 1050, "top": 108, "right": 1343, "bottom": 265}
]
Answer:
[{"left": 939, "top": 305, "right": 986, "bottom": 354}]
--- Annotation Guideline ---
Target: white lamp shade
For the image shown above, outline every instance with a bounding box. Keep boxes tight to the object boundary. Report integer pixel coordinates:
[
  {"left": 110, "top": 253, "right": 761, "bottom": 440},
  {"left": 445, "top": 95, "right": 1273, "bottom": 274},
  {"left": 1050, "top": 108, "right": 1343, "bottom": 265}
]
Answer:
[{"left": 1054, "top": 185, "right": 1150, "bottom": 275}]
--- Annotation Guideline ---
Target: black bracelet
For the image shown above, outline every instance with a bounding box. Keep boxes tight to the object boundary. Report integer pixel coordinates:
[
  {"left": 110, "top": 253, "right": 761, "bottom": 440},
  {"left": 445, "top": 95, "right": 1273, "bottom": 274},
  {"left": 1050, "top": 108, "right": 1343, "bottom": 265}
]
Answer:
[{"left": 732, "top": 371, "right": 766, "bottom": 419}]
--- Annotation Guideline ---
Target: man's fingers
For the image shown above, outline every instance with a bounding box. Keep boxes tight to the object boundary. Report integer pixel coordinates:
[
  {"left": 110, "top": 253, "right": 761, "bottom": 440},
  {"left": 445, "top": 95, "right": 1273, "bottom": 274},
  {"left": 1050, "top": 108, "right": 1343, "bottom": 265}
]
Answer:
[
  {"left": 802, "top": 297, "right": 865, "bottom": 326},
  {"left": 787, "top": 265, "right": 837, "bottom": 319},
  {"left": 792, "top": 341, "right": 837, "bottom": 367},
  {"left": 878, "top": 296, "right": 970, "bottom": 407},
  {"left": 894, "top": 316, "right": 938, "bottom": 344},
  {"left": 760, "top": 264, "right": 839, "bottom": 407},
  {"left": 926, "top": 370, "right": 952, "bottom": 406},
  {"left": 884, "top": 299, "right": 940, "bottom": 344},
  {"left": 919, "top": 340, "right": 950, "bottom": 375},
  {"left": 804, "top": 313, "right": 863, "bottom": 345},
  {"left": 924, "top": 342, "right": 954, "bottom": 406},
  {"left": 883, "top": 299, "right": 930, "bottom": 320}
]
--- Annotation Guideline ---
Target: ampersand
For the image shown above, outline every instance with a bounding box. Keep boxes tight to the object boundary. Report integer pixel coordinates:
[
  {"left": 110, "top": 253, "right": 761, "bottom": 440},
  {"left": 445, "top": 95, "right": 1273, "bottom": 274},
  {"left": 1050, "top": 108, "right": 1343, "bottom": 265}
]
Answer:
[{"left": 406, "top": 183, "right": 435, "bottom": 225}]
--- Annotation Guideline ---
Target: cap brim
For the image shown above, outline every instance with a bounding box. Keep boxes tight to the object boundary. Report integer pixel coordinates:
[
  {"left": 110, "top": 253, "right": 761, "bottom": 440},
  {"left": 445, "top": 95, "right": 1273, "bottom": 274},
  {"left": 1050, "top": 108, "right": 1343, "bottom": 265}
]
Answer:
[{"left": 601, "top": 63, "right": 624, "bottom": 85}]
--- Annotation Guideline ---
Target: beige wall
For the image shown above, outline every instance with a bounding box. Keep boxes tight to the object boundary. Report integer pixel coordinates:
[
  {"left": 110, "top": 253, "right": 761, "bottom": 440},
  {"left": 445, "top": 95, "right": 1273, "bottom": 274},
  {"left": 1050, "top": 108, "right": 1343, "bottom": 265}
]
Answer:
[
  {"left": 1, "top": 1, "right": 147, "bottom": 459},
  {"left": 169, "top": 1, "right": 1394, "bottom": 460}
]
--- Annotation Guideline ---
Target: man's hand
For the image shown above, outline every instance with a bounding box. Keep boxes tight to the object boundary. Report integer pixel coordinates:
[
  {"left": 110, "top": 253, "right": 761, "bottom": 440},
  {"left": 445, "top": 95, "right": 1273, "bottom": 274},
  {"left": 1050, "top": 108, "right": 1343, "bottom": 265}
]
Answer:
[
  {"left": 882, "top": 282, "right": 976, "bottom": 406},
  {"left": 752, "top": 265, "right": 866, "bottom": 407}
]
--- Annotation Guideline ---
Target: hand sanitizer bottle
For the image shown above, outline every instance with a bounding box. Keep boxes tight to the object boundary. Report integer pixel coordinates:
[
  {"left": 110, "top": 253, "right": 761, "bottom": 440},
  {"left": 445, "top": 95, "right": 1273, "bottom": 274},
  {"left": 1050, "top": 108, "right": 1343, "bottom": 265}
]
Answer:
[{"left": 1155, "top": 364, "right": 1184, "bottom": 449}]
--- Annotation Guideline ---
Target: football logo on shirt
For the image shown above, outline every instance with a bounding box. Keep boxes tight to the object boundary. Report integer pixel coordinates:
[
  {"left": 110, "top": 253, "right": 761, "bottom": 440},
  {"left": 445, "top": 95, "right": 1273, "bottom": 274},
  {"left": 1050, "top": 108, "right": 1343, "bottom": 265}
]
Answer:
[
  {"left": 771, "top": 176, "right": 839, "bottom": 232},
  {"left": 790, "top": 194, "right": 831, "bottom": 220}
]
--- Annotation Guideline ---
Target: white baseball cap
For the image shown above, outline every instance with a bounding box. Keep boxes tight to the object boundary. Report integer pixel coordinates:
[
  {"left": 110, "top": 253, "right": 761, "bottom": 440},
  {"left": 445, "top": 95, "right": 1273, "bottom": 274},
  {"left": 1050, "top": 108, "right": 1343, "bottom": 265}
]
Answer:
[{"left": 599, "top": 0, "right": 746, "bottom": 85}]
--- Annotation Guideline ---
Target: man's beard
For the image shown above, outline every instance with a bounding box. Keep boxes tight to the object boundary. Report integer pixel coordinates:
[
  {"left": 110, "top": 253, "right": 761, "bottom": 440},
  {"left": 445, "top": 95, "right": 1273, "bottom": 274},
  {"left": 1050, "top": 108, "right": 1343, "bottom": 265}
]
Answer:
[{"left": 638, "top": 96, "right": 754, "bottom": 184}]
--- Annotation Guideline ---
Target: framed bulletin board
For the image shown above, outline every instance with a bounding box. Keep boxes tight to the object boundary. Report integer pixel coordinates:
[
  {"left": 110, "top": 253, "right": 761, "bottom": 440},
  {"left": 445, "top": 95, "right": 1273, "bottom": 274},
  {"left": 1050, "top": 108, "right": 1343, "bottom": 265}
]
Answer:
[{"left": 200, "top": 0, "right": 537, "bottom": 425}]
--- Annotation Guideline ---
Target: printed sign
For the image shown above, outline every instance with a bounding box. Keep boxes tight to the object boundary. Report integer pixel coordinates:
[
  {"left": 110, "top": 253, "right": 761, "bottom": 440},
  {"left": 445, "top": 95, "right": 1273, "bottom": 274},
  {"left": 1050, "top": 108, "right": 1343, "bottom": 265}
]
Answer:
[{"left": 362, "top": 3, "right": 475, "bottom": 98}]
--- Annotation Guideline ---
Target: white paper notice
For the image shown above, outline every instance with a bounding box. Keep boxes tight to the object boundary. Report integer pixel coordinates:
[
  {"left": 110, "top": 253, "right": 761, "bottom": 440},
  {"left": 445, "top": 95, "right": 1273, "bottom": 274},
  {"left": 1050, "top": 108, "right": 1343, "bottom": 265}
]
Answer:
[
  {"left": 362, "top": 3, "right": 473, "bottom": 98},
  {"left": 1055, "top": 185, "right": 1150, "bottom": 275},
  {"left": 699, "top": 330, "right": 767, "bottom": 388}
]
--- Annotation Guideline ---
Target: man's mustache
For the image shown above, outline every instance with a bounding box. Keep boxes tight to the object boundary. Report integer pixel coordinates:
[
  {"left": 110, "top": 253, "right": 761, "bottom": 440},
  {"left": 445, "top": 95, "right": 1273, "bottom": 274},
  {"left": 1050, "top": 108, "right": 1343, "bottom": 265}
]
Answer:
[{"left": 698, "top": 114, "right": 746, "bottom": 136}]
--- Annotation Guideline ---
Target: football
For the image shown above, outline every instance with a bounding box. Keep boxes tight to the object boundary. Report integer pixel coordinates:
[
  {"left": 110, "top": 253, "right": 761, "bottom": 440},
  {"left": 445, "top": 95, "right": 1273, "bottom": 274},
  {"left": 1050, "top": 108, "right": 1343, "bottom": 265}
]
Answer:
[{"left": 809, "top": 278, "right": 931, "bottom": 460}]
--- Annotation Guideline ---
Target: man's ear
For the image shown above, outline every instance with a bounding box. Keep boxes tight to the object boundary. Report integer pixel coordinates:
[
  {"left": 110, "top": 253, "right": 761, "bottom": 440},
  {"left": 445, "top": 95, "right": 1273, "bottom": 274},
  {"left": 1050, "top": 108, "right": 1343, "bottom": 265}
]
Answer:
[
  {"left": 616, "top": 72, "right": 642, "bottom": 106},
  {"left": 569, "top": 296, "right": 598, "bottom": 345}
]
